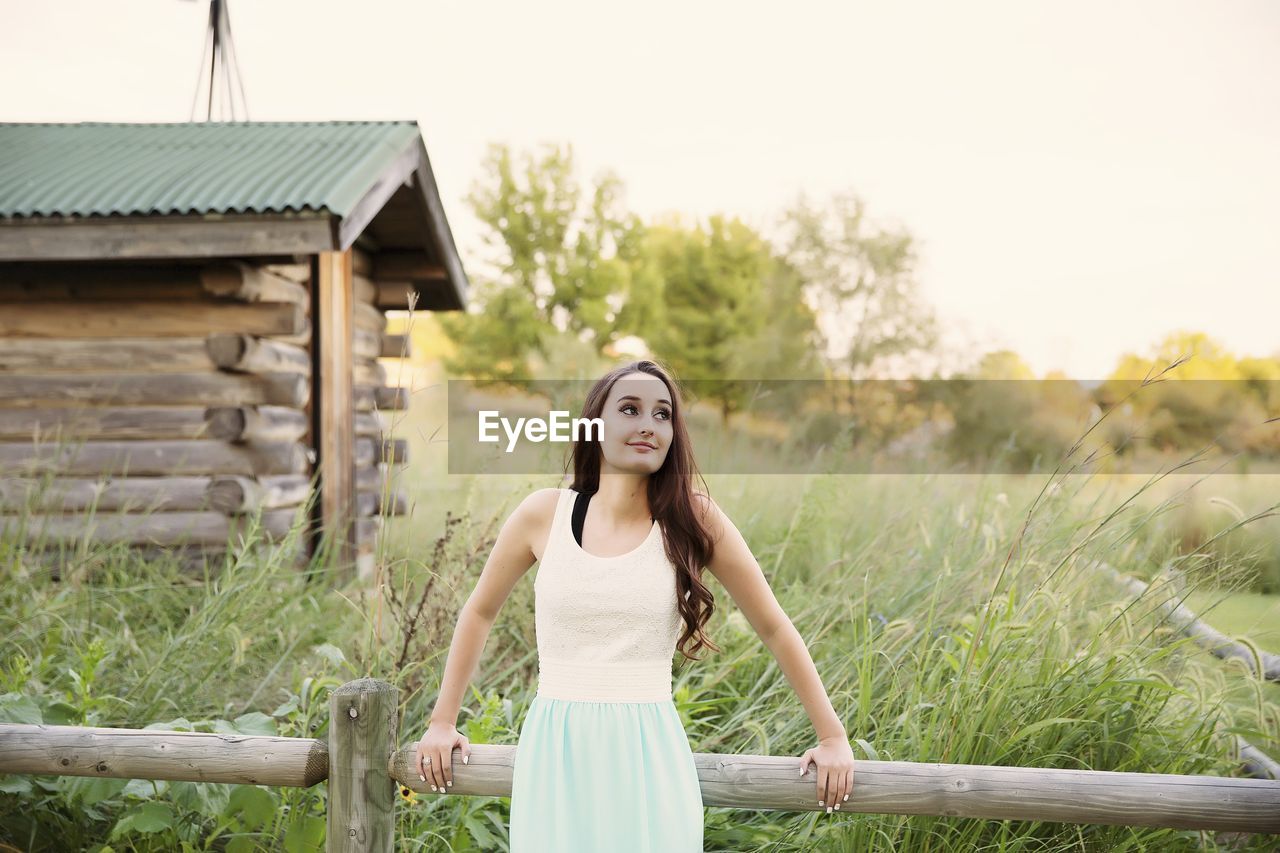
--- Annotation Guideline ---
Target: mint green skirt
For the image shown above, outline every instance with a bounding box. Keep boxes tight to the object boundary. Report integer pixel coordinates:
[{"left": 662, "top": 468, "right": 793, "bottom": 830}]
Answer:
[{"left": 508, "top": 695, "right": 704, "bottom": 851}]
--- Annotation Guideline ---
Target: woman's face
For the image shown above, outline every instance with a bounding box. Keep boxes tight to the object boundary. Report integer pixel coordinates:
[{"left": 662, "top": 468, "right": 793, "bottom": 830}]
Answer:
[{"left": 598, "top": 372, "right": 674, "bottom": 475}]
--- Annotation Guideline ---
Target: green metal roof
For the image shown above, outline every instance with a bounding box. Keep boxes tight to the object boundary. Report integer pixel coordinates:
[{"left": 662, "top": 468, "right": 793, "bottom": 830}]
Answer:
[
  {"left": 0, "top": 121, "right": 469, "bottom": 309},
  {"left": 0, "top": 121, "right": 422, "bottom": 219}
]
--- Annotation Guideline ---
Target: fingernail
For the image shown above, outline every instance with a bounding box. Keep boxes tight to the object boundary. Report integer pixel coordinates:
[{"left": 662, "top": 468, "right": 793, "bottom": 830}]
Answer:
[
  {"left": 463, "top": 756, "right": 469, "bottom": 765},
  {"left": 826, "top": 806, "right": 833, "bottom": 814},
  {"left": 447, "top": 780, "right": 453, "bottom": 787},
  {"left": 834, "top": 804, "right": 840, "bottom": 810},
  {"left": 843, "top": 794, "right": 849, "bottom": 802},
  {"left": 430, "top": 785, "right": 437, "bottom": 792},
  {"left": 819, "top": 801, "right": 824, "bottom": 806},
  {"left": 419, "top": 774, "right": 425, "bottom": 782}
]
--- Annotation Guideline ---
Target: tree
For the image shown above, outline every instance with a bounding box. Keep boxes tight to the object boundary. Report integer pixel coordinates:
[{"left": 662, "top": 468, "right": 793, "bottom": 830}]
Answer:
[
  {"left": 973, "top": 350, "right": 1035, "bottom": 380},
  {"left": 437, "top": 142, "right": 647, "bottom": 386},
  {"left": 778, "top": 190, "right": 939, "bottom": 381},
  {"left": 1101, "top": 331, "right": 1279, "bottom": 454},
  {"left": 641, "top": 215, "right": 764, "bottom": 423},
  {"left": 776, "top": 191, "right": 940, "bottom": 446},
  {"left": 638, "top": 214, "right": 821, "bottom": 423}
]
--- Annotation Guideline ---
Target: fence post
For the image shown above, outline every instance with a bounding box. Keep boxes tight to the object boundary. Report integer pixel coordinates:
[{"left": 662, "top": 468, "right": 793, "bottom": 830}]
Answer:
[{"left": 328, "top": 678, "right": 399, "bottom": 852}]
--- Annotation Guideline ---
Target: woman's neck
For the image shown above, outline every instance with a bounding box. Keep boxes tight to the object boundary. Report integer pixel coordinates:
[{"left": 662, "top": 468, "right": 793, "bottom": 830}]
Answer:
[{"left": 590, "top": 474, "right": 652, "bottom": 525}]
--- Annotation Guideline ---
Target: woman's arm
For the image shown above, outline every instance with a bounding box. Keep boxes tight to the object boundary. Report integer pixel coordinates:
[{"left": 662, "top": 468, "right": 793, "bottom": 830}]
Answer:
[
  {"left": 696, "top": 493, "right": 856, "bottom": 812},
  {"left": 416, "top": 488, "right": 554, "bottom": 791},
  {"left": 428, "top": 488, "right": 552, "bottom": 728}
]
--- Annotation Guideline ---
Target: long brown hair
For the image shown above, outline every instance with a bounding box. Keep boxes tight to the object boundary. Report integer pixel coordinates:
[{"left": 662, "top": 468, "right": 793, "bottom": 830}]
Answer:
[{"left": 565, "top": 359, "right": 721, "bottom": 664}]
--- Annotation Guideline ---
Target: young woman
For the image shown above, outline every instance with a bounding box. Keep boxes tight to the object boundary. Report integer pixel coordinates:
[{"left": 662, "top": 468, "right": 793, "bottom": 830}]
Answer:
[{"left": 415, "top": 360, "right": 856, "bottom": 851}]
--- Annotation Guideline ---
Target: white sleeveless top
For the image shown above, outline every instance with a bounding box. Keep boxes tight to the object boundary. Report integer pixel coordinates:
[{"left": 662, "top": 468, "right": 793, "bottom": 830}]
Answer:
[{"left": 534, "top": 487, "right": 684, "bottom": 702}]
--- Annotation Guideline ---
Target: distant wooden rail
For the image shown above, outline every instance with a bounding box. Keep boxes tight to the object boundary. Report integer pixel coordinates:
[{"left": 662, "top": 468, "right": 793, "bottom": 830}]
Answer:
[
  {"left": 1093, "top": 560, "right": 1280, "bottom": 683},
  {"left": 0, "top": 680, "right": 1277, "bottom": 847}
]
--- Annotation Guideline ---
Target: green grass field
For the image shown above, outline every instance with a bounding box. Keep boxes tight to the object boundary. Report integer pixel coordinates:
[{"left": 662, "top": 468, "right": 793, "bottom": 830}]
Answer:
[
  {"left": 2, "top": 368, "right": 1277, "bottom": 851},
  {"left": 1185, "top": 590, "right": 1280, "bottom": 655}
]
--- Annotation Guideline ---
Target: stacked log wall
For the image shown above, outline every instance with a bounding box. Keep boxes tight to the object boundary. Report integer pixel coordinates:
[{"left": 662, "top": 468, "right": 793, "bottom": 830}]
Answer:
[
  {"left": 350, "top": 249, "right": 411, "bottom": 574},
  {"left": 0, "top": 260, "right": 317, "bottom": 561}
]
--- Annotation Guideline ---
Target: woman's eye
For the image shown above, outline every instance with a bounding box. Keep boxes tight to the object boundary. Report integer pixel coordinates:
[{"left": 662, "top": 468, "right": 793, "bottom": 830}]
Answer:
[{"left": 621, "top": 404, "right": 670, "bottom": 419}]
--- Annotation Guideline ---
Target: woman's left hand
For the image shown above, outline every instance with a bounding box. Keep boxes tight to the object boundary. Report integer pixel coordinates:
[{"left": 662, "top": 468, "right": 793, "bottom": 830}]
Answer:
[{"left": 798, "top": 736, "right": 856, "bottom": 812}]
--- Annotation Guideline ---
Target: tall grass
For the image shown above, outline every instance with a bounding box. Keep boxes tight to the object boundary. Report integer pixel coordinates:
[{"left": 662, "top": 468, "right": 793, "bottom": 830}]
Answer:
[{"left": 3, "top": 369, "right": 1279, "bottom": 849}]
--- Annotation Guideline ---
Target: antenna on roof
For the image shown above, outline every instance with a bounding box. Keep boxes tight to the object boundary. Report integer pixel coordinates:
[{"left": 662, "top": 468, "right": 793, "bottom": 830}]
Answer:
[{"left": 185, "top": 0, "right": 250, "bottom": 121}]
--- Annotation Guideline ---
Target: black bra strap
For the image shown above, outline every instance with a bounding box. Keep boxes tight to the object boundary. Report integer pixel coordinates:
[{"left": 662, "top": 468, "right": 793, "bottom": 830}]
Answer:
[
  {"left": 571, "top": 489, "right": 591, "bottom": 546},
  {"left": 571, "top": 488, "right": 656, "bottom": 547}
]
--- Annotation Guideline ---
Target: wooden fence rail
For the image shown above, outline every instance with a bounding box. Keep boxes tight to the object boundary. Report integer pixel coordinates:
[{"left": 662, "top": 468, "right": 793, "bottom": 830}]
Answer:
[
  {"left": 1093, "top": 560, "right": 1280, "bottom": 683},
  {"left": 4, "top": 718, "right": 1276, "bottom": 833},
  {"left": 1, "top": 678, "right": 1278, "bottom": 848}
]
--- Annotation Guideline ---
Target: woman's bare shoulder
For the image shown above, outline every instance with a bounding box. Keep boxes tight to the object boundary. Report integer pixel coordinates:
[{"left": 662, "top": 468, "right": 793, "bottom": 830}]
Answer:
[
  {"left": 690, "top": 490, "right": 727, "bottom": 543},
  {"left": 519, "top": 487, "right": 561, "bottom": 517},
  {"left": 514, "top": 487, "right": 562, "bottom": 562}
]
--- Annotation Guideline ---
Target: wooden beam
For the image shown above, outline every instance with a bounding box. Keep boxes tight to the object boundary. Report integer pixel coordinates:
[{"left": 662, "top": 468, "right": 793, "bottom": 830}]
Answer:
[
  {"left": 0, "top": 214, "right": 335, "bottom": 261},
  {"left": 270, "top": 318, "right": 313, "bottom": 348},
  {"left": 327, "top": 680, "right": 398, "bottom": 852},
  {"left": 0, "top": 372, "right": 309, "bottom": 408},
  {"left": 354, "top": 360, "right": 387, "bottom": 387},
  {"left": 355, "top": 488, "right": 409, "bottom": 517},
  {"left": 353, "top": 328, "right": 381, "bottom": 361},
  {"left": 0, "top": 440, "right": 309, "bottom": 476},
  {"left": 354, "top": 515, "right": 382, "bottom": 545},
  {"left": 205, "top": 334, "right": 311, "bottom": 375},
  {"left": 2, "top": 724, "right": 1277, "bottom": 834},
  {"left": 0, "top": 301, "right": 307, "bottom": 338},
  {"left": 353, "top": 330, "right": 417, "bottom": 361},
  {"left": 0, "top": 338, "right": 214, "bottom": 373},
  {"left": 354, "top": 301, "right": 386, "bottom": 334},
  {"left": 0, "top": 335, "right": 307, "bottom": 375},
  {"left": 353, "top": 386, "right": 406, "bottom": 412},
  {"left": 0, "top": 406, "right": 220, "bottom": 441},
  {"left": 205, "top": 474, "right": 312, "bottom": 514},
  {"left": 0, "top": 508, "right": 304, "bottom": 546},
  {"left": 373, "top": 386, "right": 409, "bottom": 411},
  {"left": 389, "top": 747, "right": 1280, "bottom": 834},
  {"left": 354, "top": 437, "right": 375, "bottom": 469},
  {"left": 1096, "top": 562, "right": 1280, "bottom": 683},
  {"left": 313, "top": 249, "right": 357, "bottom": 570},
  {"left": 351, "top": 437, "right": 409, "bottom": 467},
  {"left": 354, "top": 465, "right": 383, "bottom": 492},
  {"left": 353, "top": 273, "right": 377, "bottom": 305},
  {"left": 0, "top": 261, "right": 306, "bottom": 305},
  {"left": 31, "top": 540, "right": 310, "bottom": 577},
  {"left": 397, "top": 283, "right": 459, "bottom": 312},
  {"left": 379, "top": 334, "right": 412, "bottom": 359},
  {"left": 355, "top": 411, "right": 389, "bottom": 438},
  {"left": 370, "top": 252, "right": 446, "bottom": 282},
  {"left": 204, "top": 406, "right": 309, "bottom": 443},
  {"left": 198, "top": 262, "right": 309, "bottom": 304},
  {"left": 1, "top": 476, "right": 217, "bottom": 512},
  {"left": 351, "top": 248, "right": 373, "bottom": 277},
  {"left": 0, "top": 724, "right": 328, "bottom": 787},
  {"left": 0, "top": 474, "right": 309, "bottom": 515},
  {"left": 261, "top": 262, "right": 310, "bottom": 285},
  {"left": 372, "top": 280, "right": 419, "bottom": 310},
  {"left": 376, "top": 438, "right": 408, "bottom": 465}
]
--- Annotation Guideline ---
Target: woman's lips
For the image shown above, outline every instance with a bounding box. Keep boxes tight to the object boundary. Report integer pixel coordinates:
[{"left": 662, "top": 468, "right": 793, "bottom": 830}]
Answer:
[{"left": 628, "top": 442, "right": 655, "bottom": 453}]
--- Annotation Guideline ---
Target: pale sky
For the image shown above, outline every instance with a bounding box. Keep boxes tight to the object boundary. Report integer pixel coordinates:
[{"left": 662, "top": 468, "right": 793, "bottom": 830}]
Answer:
[{"left": 4, "top": 1, "right": 1278, "bottom": 378}]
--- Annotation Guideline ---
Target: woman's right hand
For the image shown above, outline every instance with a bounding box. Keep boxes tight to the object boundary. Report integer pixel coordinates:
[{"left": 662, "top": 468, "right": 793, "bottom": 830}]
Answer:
[{"left": 415, "top": 721, "right": 471, "bottom": 793}]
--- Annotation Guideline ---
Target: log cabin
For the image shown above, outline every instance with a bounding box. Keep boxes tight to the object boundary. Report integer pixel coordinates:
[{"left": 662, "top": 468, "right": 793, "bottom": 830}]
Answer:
[{"left": 0, "top": 121, "right": 469, "bottom": 579}]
